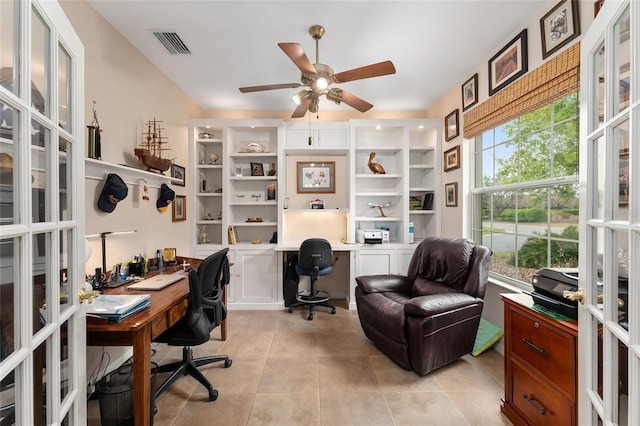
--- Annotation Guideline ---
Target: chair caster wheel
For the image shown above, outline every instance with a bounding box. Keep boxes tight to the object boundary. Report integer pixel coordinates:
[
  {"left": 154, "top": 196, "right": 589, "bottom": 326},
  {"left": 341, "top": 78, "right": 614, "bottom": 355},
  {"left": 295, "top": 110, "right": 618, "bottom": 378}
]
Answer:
[
  {"left": 307, "top": 314, "right": 313, "bottom": 320},
  {"left": 208, "top": 389, "right": 218, "bottom": 401},
  {"left": 331, "top": 309, "right": 336, "bottom": 314},
  {"left": 224, "top": 359, "right": 232, "bottom": 368},
  {"left": 288, "top": 307, "right": 294, "bottom": 313}
]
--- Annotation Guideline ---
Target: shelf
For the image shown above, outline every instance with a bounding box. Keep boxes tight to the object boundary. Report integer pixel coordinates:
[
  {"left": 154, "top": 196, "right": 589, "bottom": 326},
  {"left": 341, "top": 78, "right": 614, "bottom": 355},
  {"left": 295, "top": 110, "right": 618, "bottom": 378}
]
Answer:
[
  {"left": 409, "top": 187, "right": 435, "bottom": 192},
  {"left": 355, "top": 192, "right": 402, "bottom": 197},
  {"left": 196, "top": 138, "right": 223, "bottom": 144},
  {"left": 355, "top": 147, "right": 402, "bottom": 153},
  {"left": 229, "top": 176, "right": 277, "bottom": 181},
  {"left": 355, "top": 174, "right": 403, "bottom": 179},
  {"left": 197, "top": 192, "right": 223, "bottom": 197},
  {"left": 229, "top": 152, "right": 277, "bottom": 158},
  {"left": 230, "top": 221, "right": 277, "bottom": 227},
  {"left": 284, "top": 208, "right": 349, "bottom": 213},
  {"left": 355, "top": 216, "right": 402, "bottom": 222},
  {"left": 284, "top": 147, "right": 350, "bottom": 155},
  {"left": 196, "top": 220, "right": 223, "bottom": 225},
  {"left": 84, "top": 158, "right": 179, "bottom": 188},
  {"left": 229, "top": 201, "right": 277, "bottom": 206},
  {"left": 409, "top": 210, "right": 435, "bottom": 215},
  {"left": 196, "top": 164, "right": 223, "bottom": 169},
  {"left": 409, "top": 165, "right": 434, "bottom": 169}
]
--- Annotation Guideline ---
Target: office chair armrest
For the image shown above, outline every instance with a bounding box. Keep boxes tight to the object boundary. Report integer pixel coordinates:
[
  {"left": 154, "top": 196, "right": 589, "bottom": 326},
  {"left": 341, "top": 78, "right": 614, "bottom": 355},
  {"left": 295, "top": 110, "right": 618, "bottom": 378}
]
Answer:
[{"left": 355, "top": 274, "right": 412, "bottom": 294}]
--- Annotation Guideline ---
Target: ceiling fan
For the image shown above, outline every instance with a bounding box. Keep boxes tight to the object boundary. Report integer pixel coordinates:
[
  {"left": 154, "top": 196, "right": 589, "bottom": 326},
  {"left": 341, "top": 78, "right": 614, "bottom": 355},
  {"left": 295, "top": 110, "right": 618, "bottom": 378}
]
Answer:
[{"left": 239, "top": 25, "right": 396, "bottom": 118}]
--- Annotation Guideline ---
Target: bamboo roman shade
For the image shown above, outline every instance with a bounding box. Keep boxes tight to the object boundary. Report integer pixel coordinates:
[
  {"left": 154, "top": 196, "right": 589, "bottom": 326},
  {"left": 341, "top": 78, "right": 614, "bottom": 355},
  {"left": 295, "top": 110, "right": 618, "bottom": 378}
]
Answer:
[{"left": 463, "top": 42, "right": 580, "bottom": 139}]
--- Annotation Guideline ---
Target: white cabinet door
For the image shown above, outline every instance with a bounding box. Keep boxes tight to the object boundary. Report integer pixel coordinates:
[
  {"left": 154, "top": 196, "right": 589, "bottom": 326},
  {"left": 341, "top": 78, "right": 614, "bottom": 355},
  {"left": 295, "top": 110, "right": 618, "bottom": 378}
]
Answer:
[
  {"left": 286, "top": 128, "right": 348, "bottom": 148},
  {"left": 234, "top": 248, "right": 278, "bottom": 303},
  {"left": 357, "top": 249, "right": 396, "bottom": 276}
]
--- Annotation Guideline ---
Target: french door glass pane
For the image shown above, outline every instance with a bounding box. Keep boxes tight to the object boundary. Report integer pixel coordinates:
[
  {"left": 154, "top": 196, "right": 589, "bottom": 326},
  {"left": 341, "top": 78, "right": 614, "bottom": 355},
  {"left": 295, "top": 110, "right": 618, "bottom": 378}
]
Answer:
[
  {"left": 615, "top": 6, "right": 630, "bottom": 114},
  {"left": 595, "top": 227, "right": 605, "bottom": 314},
  {"left": 0, "top": 103, "right": 17, "bottom": 226},
  {"left": 34, "top": 339, "right": 46, "bottom": 424},
  {"left": 59, "top": 229, "right": 71, "bottom": 316},
  {"left": 0, "top": 1, "right": 18, "bottom": 95},
  {"left": 0, "top": 365, "right": 16, "bottom": 425},
  {"left": 31, "top": 120, "right": 49, "bottom": 223},
  {"left": 615, "top": 120, "right": 630, "bottom": 221},
  {"left": 58, "top": 137, "right": 71, "bottom": 221},
  {"left": 594, "top": 134, "right": 606, "bottom": 220},
  {"left": 0, "top": 237, "right": 18, "bottom": 358},
  {"left": 59, "top": 323, "right": 69, "bottom": 401},
  {"left": 58, "top": 44, "right": 71, "bottom": 132},
  {"left": 596, "top": 43, "right": 605, "bottom": 127},
  {"left": 30, "top": 7, "right": 49, "bottom": 116},
  {"left": 614, "top": 229, "right": 629, "bottom": 329},
  {"left": 32, "top": 232, "right": 49, "bottom": 336}
]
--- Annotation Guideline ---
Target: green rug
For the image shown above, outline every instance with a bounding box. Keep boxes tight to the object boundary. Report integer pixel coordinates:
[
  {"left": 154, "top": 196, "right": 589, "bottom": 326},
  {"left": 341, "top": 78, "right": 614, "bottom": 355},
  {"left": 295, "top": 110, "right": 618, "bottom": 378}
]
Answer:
[{"left": 472, "top": 318, "right": 504, "bottom": 356}]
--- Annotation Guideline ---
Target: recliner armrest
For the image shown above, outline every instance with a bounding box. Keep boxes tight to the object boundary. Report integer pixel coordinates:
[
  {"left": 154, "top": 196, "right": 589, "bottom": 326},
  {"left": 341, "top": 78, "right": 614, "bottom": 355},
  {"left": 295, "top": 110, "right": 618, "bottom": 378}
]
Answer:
[
  {"left": 355, "top": 275, "right": 413, "bottom": 294},
  {"left": 404, "top": 293, "right": 481, "bottom": 317}
]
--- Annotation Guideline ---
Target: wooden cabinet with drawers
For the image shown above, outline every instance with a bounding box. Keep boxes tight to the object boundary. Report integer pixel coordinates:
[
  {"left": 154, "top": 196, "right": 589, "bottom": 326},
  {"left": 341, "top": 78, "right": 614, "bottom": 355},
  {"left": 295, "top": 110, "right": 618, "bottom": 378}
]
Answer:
[{"left": 501, "top": 293, "right": 578, "bottom": 426}]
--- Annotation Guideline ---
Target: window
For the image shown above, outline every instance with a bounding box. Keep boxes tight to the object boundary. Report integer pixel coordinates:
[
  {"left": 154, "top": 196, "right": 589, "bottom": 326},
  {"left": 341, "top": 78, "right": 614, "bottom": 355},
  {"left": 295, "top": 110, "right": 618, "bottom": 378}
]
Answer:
[{"left": 471, "top": 93, "right": 579, "bottom": 286}]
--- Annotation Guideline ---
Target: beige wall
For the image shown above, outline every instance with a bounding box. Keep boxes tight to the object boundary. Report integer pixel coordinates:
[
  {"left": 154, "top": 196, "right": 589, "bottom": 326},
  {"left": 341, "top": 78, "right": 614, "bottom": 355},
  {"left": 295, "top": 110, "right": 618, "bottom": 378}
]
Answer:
[{"left": 60, "top": 1, "right": 203, "bottom": 274}]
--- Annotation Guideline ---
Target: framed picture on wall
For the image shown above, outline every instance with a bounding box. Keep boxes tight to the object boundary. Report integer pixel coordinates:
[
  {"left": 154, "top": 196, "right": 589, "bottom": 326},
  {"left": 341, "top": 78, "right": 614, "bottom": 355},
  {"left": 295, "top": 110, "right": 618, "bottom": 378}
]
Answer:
[
  {"left": 461, "top": 73, "right": 478, "bottom": 111},
  {"left": 443, "top": 146, "right": 461, "bottom": 172},
  {"left": 172, "top": 195, "right": 186, "bottom": 222},
  {"left": 444, "top": 109, "right": 459, "bottom": 142},
  {"left": 540, "top": 0, "right": 581, "bottom": 59},
  {"left": 296, "top": 161, "right": 335, "bottom": 193},
  {"left": 445, "top": 182, "right": 458, "bottom": 207},
  {"left": 170, "top": 163, "right": 185, "bottom": 186},
  {"left": 488, "top": 29, "right": 528, "bottom": 95}
]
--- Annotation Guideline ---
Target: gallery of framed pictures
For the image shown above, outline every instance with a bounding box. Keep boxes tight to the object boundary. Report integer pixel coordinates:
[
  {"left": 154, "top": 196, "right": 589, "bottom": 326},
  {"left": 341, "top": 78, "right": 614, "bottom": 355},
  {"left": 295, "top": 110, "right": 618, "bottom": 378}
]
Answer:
[
  {"left": 444, "top": 109, "right": 459, "bottom": 142},
  {"left": 296, "top": 161, "right": 335, "bottom": 193}
]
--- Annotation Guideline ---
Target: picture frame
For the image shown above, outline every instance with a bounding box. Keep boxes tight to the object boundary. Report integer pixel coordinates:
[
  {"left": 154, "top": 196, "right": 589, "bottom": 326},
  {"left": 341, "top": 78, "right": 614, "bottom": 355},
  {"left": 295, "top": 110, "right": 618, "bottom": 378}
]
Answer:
[
  {"left": 172, "top": 195, "right": 186, "bottom": 222},
  {"left": 250, "top": 162, "right": 264, "bottom": 176},
  {"left": 170, "top": 163, "right": 185, "bottom": 186},
  {"left": 444, "top": 146, "right": 461, "bottom": 172},
  {"left": 444, "top": 109, "right": 459, "bottom": 142},
  {"left": 488, "top": 29, "right": 528, "bottom": 96},
  {"left": 540, "top": 0, "right": 581, "bottom": 59},
  {"left": 445, "top": 182, "right": 458, "bottom": 207},
  {"left": 461, "top": 73, "right": 478, "bottom": 111},
  {"left": 296, "top": 161, "right": 335, "bottom": 193}
]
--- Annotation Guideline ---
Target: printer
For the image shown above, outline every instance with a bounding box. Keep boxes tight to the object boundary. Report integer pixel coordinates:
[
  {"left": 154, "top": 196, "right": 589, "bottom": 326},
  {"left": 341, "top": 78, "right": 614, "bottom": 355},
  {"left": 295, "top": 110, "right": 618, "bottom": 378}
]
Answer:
[
  {"left": 532, "top": 267, "right": 629, "bottom": 321},
  {"left": 531, "top": 268, "right": 580, "bottom": 319},
  {"left": 357, "top": 229, "right": 383, "bottom": 244}
]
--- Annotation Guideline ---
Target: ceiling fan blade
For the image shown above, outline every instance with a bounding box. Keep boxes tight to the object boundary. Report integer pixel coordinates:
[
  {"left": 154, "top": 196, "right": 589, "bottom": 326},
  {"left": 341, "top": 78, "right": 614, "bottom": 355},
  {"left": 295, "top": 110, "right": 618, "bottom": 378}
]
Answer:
[
  {"left": 340, "top": 90, "right": 374, "bottom": 112},
  {"left": 333, "top": 60, "right": 396, "bottom": 83},
  {"left": 278, "top": 42, "right": 317, "bottom": 76},
  {"left": 239, "top": 83, "right": 301, "bottom": 93},
  {"left": 291, "top": 98, "right": 311, "bottom": 118}
]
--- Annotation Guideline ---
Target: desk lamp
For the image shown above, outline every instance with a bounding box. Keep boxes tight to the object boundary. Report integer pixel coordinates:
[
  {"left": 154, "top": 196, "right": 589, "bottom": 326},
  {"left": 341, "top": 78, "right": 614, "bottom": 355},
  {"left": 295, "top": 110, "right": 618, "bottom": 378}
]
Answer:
[{"left": 86, "top": 230, "right": 137, "bottom": 279}]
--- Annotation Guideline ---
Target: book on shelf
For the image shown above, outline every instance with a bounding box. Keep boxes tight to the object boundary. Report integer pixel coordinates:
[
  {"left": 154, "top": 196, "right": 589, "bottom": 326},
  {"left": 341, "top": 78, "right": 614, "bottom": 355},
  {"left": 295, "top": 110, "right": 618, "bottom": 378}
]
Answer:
[{"left": 85, "top": 293, "right": 150, "bottom": 322}]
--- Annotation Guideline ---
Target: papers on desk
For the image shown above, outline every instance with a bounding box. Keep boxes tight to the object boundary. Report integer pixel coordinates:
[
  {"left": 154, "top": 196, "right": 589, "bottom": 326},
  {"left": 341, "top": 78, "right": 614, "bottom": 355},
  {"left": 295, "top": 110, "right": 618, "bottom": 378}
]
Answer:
[{"left": 86, "top": 294, "right": 150, "bottom": 322}]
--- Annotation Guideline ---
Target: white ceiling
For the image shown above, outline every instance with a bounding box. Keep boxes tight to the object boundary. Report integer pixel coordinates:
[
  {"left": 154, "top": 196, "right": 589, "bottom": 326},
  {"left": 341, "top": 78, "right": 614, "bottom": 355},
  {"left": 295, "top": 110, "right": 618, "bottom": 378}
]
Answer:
[{"left": 86, "top": 0, "right": 549, "bottom": 115}]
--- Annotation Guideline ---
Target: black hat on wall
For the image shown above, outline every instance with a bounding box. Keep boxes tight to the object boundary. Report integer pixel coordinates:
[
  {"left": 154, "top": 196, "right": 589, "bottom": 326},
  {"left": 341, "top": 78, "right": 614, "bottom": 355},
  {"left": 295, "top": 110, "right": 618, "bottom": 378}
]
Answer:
[
  {"left": 157, "top": 183, "right": 175, "bottom": 212},
  {"left": 97, "top": 173, "right": 128, "bottom": 213}
]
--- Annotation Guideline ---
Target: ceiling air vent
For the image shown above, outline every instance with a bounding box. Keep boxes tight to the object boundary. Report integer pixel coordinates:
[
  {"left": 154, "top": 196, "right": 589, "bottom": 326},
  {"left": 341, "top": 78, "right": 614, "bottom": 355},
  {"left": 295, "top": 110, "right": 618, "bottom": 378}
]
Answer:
[{"left": 152, "top": 31, "right": 191, "bottom": 55}]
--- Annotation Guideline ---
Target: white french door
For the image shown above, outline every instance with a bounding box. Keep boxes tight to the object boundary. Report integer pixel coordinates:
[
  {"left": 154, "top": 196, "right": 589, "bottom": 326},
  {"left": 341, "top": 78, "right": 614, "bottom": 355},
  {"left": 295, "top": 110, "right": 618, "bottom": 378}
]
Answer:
[
  {"left": 0, "top": 0, "right": 86, "bottom": 425},
  {"left": 579, "top": 0, "right": 638, "bottom": 424}
]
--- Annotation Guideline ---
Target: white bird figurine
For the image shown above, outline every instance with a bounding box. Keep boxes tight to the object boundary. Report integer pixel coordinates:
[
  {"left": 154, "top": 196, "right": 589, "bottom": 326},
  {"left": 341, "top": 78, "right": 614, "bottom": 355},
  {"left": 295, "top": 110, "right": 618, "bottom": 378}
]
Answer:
[{"left": 368, "top": 152, "right": 386, "bottom": 174}]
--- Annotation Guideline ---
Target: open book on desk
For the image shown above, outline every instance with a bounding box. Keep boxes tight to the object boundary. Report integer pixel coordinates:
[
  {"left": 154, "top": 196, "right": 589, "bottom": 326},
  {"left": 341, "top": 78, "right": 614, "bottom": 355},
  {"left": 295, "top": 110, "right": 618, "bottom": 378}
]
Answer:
[{"left": 86, "top": 294, "right": 150, "bottom": 322}]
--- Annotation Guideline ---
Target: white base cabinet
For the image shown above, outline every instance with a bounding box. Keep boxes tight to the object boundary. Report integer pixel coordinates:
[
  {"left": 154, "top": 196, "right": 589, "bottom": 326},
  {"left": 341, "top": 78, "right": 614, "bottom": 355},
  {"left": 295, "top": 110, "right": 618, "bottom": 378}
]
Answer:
[
  {"left": 356, "top": 245, "right": 417, "bottom": 276},
  {"left": 233, "top": 248, "right": 279, "bottom": 306}
]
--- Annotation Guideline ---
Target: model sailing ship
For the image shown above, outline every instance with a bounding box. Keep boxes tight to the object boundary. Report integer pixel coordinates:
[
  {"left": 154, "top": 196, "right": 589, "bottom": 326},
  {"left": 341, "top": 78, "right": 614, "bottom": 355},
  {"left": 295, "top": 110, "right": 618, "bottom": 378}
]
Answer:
[{"left": 134, "top": 118, "right": 173, "bottom": 173}]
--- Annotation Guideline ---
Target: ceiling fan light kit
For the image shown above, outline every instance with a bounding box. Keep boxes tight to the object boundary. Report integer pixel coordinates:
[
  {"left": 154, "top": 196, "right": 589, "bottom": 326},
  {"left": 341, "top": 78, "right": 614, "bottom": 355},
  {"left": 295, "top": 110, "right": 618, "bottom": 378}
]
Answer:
[{"left": 239, "top": 25, "right": 396, "bottom": 118}]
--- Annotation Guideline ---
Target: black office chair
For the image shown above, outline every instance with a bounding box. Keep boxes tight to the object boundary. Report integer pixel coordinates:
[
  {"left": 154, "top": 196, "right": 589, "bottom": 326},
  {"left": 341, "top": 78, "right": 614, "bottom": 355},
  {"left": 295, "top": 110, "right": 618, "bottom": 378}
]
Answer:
[
  {"left": 288, "top": 238, "right": 336, "bottom": 320},
  {"left": 153, "top": 248, "right": 232, "bottom": 402}
]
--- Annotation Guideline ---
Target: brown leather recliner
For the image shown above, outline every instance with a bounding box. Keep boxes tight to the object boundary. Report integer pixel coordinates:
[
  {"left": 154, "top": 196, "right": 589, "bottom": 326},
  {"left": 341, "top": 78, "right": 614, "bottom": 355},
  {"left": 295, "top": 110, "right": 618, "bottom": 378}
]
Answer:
[{"left": 355, "top": 237, "right": 492, "bottom": 375}]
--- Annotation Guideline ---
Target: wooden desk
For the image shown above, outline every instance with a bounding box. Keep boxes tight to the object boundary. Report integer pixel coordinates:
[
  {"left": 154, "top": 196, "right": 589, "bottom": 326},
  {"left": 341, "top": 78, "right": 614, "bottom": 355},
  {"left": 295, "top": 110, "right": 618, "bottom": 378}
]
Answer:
[{"left": 87, "top": 273, "right": 189, "bottom": 426}]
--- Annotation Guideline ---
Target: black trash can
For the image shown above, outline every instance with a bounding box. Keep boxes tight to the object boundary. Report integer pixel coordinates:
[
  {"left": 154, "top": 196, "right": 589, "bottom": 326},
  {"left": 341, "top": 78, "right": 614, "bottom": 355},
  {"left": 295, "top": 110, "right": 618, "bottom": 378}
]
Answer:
[{"left": 97, "top": 362, "right": 157, "bottom": 426}]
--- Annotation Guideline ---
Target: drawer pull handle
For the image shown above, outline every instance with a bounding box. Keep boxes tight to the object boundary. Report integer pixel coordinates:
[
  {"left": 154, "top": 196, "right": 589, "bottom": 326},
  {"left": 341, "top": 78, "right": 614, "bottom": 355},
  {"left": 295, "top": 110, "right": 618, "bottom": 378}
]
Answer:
[
  {"left": 522, "top": 338, "right": 546, "bottom": 356},
  {"left": 522, "top": 394, "right": 547, "bottom": 416}
]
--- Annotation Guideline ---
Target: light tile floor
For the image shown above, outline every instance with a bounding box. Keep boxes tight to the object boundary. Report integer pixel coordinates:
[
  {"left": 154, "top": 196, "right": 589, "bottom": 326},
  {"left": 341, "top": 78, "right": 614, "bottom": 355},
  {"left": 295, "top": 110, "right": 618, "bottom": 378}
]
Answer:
[{"left": 88, "top": 301, "right": 511, "bottom": 425}]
